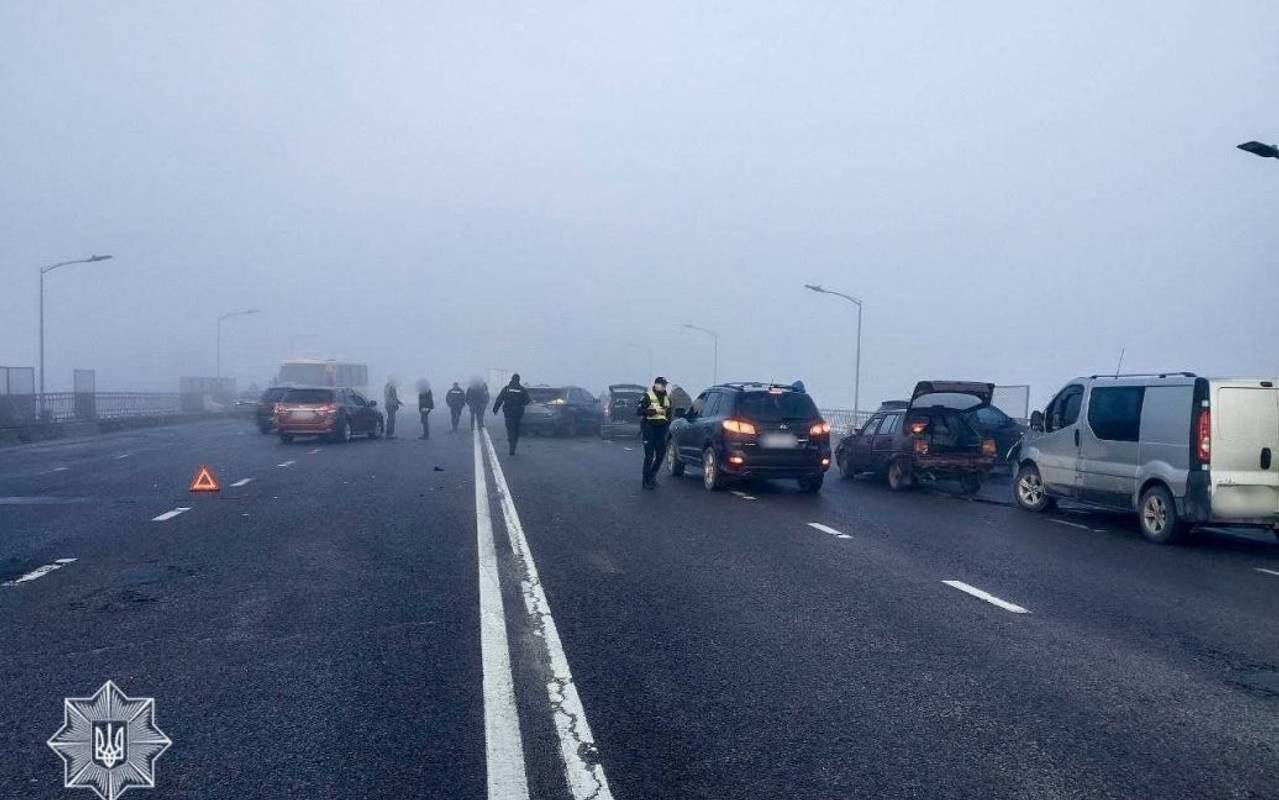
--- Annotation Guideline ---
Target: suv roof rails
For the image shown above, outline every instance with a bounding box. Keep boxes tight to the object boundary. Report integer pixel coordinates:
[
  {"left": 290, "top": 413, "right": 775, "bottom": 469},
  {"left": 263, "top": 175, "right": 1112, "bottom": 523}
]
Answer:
[
  {"left": 719, "top": 381, "right": 800, "bottom": 391},
  {"left": 1087, "top": 372, "right": 1197, "bottom": 380}
]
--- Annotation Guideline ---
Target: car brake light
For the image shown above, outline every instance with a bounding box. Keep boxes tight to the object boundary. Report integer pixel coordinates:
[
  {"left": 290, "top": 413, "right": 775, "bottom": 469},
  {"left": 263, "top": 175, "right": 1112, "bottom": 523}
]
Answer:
[
  {"left": 1195, "top": 408, "right": 1211, "bottom": 464},
  {"left": 809, "top": 421, "right": 831, "bottom": 436},
  {"left": 908, "top": 420, "right": 928, "bottom": 436},
  {"left": 722, "top": 419, "right": 757, "bottom": 435},
  {"left": 982, "top": 439, "right": 996, "bottom": 457},
  {"left": 728, "top": 455, "right": 745, "bottom": 465},
  {"left": 913, "top": 439, "right": 928, "bottom": 455},
  {"left": 767, "top": 387, "right": 783, "bottom": 394},
  {"left": 318, "top": 403, "right": 338, "bottom": 415}
]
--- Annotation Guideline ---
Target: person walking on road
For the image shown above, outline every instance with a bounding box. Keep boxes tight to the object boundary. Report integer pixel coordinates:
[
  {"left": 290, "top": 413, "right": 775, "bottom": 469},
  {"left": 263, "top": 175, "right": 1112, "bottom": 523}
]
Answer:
[
  {"left": 465, "top": 380, "right": 489, "bottom": 429},
  {"left": 445, "top": 382, "right": 466, "bottom": 432},
  {"left": 492, "top": 374, "right": 532, "bottom": 455},
  {"left": 636, "top": 376, "right": 673, "bottom": 489},
  {"left": 383, "top": 378, "right": 403, "bottom": 439},
  {"left": 417, "top": 380, "right": 435, "bottom": 439}
]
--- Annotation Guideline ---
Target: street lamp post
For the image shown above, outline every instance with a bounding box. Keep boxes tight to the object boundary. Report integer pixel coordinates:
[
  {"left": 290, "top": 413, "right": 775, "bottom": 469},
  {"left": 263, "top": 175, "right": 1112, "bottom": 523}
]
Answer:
[
  {"left": 38, "top": 255, "right": 113, "bottom": 410},
  {"left": 1237, "top": 140, "right": 1279, "bottom": 160},
  {"left": 804, "top": 284, "right": 863, "bottom": 417},
  {"left": 624, "top": 342, "right": 654, "bottom": 379},
  {"left": 216, "top": 309, "right": 261, "bottom": 380},
  {"left": 681, "top": 323, "right": 719, "bottom": 384}
]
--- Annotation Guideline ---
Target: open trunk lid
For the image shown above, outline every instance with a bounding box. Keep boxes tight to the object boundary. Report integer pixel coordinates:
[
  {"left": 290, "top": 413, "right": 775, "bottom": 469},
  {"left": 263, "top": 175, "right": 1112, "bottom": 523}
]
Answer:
[{"left": 909, "top": 381, "right": 994, "bottom": 407}]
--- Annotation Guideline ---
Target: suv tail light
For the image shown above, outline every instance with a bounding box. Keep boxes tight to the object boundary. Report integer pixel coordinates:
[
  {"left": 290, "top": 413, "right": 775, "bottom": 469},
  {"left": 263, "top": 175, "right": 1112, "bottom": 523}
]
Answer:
[
  {"left": 981, "top": 439, "right": 997, "bottom": 457},
  {"left": 809, "top": 421, "right": 831, "bottom": 437},
  {"left": 722, "top": 419, "right": 757, "bottom": 435},
  {"left": 1195, "top": 408, "right": 1211, "bottom": 464},
  {"left": 908, "top": 420, "right": 928, "bottom": 436}
]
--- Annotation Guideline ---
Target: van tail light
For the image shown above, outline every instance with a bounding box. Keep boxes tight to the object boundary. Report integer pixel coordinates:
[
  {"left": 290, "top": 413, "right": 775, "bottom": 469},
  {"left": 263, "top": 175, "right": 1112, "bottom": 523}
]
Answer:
[
  {"left": 1195, "top": 409, "right": 1211, "bottom": 464},
  {"left": 809, "top": 421, "right": 831, "bottom": 437},
  {"left": 982, "top": 439, "right": 997, "bottom": 457},
  {"left": 913, "top": 439, "right": 929, "bottom": 455},
  {"left": 722, "top": 419, "right": 757, "bottom": 435}
]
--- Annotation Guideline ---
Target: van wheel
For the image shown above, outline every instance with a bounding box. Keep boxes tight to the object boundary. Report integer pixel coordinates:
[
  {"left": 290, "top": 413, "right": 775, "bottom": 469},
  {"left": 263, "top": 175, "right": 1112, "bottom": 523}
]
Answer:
[
  {"left": 1139, "top": 485, "right": 1185, "bottom": 544},
  {"left": 959, "top": 474, "right": 983, "bottom": 495},
  {"left": 1014, "top": 463, "right": 1055, "bottom": 512},
  {"left": 702, "top": 447, "right": 725, "bottom": 491},
  {"left": 667, "top": 442, "right": 685, "bottom": 476},
  {"left": 887, "top": 459, "right": 912, "bottom": 491}
]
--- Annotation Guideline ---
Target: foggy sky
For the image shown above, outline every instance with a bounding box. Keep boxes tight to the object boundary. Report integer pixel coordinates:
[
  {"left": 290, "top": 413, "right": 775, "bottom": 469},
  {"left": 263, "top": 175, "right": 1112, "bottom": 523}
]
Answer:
[{"left": 3, "top": 1, "right": 1276, "bottom": 412}]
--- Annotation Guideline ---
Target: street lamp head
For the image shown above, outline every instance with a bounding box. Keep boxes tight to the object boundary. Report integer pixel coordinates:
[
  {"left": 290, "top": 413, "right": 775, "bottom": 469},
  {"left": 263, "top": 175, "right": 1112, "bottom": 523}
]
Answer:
[
  {"left": 88, "top": 254, "right": 113, "bottom": 262},
  {"left": 804, "top": 284, "right": 824, "bottom": 293},
  {"left": 1237, "top": 141, "right": 1279, "bottom": 159}
]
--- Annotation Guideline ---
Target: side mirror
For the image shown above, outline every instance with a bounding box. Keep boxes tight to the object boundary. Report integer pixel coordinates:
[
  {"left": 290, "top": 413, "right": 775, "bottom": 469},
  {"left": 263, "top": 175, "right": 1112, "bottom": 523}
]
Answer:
[
  {"left": 673, "top": 408, "right": 687, "bottom": 418},
  {"left": 1029, "top": 410, "right": 1044, "bottom": 432}
]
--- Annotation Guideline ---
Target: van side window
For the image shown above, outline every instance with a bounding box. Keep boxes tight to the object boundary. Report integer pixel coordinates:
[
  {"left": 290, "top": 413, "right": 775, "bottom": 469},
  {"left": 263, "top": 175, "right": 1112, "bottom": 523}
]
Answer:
[
  {"left": 1046, "top": 384, "right": 1084, "bottom": 432},
  {"left": 1087, "top": 387, "right": 1144, "bottom": 442}
]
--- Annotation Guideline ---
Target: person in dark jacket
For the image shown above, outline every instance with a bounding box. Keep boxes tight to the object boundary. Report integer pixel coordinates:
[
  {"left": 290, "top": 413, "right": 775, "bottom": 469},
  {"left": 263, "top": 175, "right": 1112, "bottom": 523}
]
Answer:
[
  {"left": 635, "top": 376, "right": 673, "bottom": 489},
  {"left": 465, "top": 380, "right": 489, "bottom": 429},
  {"left": 492, "top": 374, "right": 532, "bottom": 455},
  {"left": 445, "top": 382, "right": 466, "bottom": 432},
  {"left": 417, "top": 380, "right": 435, "bottom": 439}
]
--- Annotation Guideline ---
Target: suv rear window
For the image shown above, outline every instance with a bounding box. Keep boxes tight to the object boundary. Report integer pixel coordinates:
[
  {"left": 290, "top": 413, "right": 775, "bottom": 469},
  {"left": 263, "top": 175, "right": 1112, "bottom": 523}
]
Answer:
[
  {"left": 261, "top": 387, "right": 288, "bottom": 402},
  {"left": 528, "top": 388, "right": 565, "bottom": 403},
  {"left": 281, "top": 388, "right": 335, "bottom": 404},
  {"left": 912, "top": 392, "right": 986, "bottom": 411},
  {"left": 735, "top": 391, "right": 819, "bottom": 422}
]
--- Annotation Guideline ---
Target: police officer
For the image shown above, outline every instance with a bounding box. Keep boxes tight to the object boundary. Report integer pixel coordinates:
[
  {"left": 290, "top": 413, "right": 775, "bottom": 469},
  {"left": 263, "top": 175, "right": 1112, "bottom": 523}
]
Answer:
[
  {"left": 383, "top": 378, "right": 403, "bottom": 439},
  {"left": 445, "top": 382, "right": 466, "bottom": 432},
  {"left": 417, "top": 380, "right": 434, "bottom": 439},
  {"left": 635, "top": 376, "right": 672, "bottom": 489},
  {"left": 492, "top": 374, "right": 532, "bottom": 455}
]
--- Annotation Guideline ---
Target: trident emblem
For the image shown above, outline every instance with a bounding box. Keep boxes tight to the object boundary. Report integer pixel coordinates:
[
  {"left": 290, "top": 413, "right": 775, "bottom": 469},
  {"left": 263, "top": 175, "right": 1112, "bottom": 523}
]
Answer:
[
  {"left": 49, "top": 681, "right": 172, "bottom": 800},
  {"left": 93, "top": 722, "right": 127, "bottom": 769}
]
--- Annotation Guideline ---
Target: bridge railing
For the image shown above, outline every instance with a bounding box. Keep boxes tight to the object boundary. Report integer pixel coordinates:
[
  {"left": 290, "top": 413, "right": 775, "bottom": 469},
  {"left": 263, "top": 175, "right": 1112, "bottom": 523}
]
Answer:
[
  {"left": 0, "top": 392, "right": 189, "bottom": 428},
  {"left": 819, "top": 408, "right": 875, "bottom": 434}
]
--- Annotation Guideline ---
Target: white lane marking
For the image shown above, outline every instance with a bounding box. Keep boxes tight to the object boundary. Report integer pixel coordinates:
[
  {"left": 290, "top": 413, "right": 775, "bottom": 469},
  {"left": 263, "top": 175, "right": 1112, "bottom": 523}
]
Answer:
[
  {"left": 623, "top": 447, "right": 634, "bottom": 451},
  {"left": 151, "top": 507, "right": 192, "bottom": 522},
  {"left": 942, "top": 580, "right": 1030, "bottom": 614},
  {"left": 808, "top": 522, "right": 852, "bottom": 539},
  {"left": 49, "top": 466, "right": 69, "bottom": 472},
  {"left": 730, "top": 490, "right": 758, "bottom": 501},
  {"left": 482, "top": 428, "right": 614, "bottom": 800},
  {"left": 276, "top": 460, "right": 296, "bottom": 468},
  {"left": 1256, "top": 568, "right": 1279, "bottom": 578},
  {"left": 1050, "top": 518, "right": 1092, "bottom": 531},
  {"left": 115, "top": 452, "right": 133, "bottom": 459},
  {"left": 229, "top": 478, "right": 254, "bottom": 488},
  {"left": 472, "top": 427, "right": 531, "bottom": 800},
  {"left": 2, "top": 558, "right": 77, "bottom": 587},
  {"left": 307, "top": 448, "right": 321, "bottom": 454}
]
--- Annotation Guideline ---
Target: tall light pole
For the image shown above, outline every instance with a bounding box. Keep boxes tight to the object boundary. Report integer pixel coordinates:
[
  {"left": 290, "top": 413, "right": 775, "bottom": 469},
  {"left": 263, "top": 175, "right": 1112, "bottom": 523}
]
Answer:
[
  {"left": 805, "top": 284, "right": 863, "bottom": 415},
  {"left": 624, "top": 342, "right": 654, "bottom": 379},
  {"left": 39, "top": 254, "right": 113, "bottom": 408},
  {"left": 216, "top": 309, "right": 260, "bottom": 380},
  {"left": 681, "top": 323, "right": 719, "bottom": 384},
  {"left": 1237, "top": 140, "right": 1279, "bottom": 160}
]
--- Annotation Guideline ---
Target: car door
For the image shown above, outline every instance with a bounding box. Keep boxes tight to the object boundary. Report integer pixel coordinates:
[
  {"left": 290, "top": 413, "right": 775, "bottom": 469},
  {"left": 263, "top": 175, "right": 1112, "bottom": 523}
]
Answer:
[
  {"left": 847, "top": 414, "right": 884, "bottom": 471},
  {"left": 695, "top": 391, "right": 725, "bottom": 461},
  {"left": 1078, "top": 385, "right": 1144, "bottom": 508},
  {"left": 1035, "top": 383, "right": 1085, "bottom": 496},
  {"left": 676, "top": 392, "right": 709, "bottom": 460},
  {"left": 345, "top": 391, "right": 370, "bottom": 433},
  {"left": 870, "top": 412, "right": 902, "bottom": 472}
]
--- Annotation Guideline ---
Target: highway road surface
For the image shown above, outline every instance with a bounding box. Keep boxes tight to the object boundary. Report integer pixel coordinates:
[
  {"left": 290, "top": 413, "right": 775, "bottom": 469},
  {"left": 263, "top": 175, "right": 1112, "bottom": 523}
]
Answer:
[{"left": 2, "top": 418, "right": 1278, "bottom": 799}]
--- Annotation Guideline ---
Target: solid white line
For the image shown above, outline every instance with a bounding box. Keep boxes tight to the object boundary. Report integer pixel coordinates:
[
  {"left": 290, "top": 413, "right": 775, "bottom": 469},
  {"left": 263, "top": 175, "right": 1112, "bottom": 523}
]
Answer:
[
  {"left": 151, "top": 507, "right": 192, "bottom": 522},
  {"left": 1256, "top": 568, "right": 1279, "bottom": 578},
  {"left": 2, "top": 558, "right": 77, "bottom": 587},
  {"left": 229, "top": 478, "right": 254, "bottom": 488},
  {"left": 807, "top": 522, "right": 851, "bottom": 539},
  {"left": 1050, "top": 519, "right": 1092, "bottom": 531},
  {"left": 482, "top": 428, "right": 614, "bottom": 800},
  {"left": 472, "top": 427, "right": 531, "bottom": 800},
  {"left": 942, "top": 580, "right": 1030, "bottom": 614},
  {"left": 276, "top": 460, "right": 296, "bottom": 468}
]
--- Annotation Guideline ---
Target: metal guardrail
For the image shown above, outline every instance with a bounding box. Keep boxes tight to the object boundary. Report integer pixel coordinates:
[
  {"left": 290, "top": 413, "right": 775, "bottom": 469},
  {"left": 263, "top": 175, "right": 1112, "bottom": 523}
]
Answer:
[
  {"left": 819, "top": 408, "right": 874, "bottom": 433},
  {"left": 0, "top": 392, "right": 187, "bottom": 428}
]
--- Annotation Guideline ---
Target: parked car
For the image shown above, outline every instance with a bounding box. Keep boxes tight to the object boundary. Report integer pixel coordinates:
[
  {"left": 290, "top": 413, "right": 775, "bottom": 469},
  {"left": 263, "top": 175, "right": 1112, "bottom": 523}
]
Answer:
[
  {"left": 254, "top": 386, "right": 289, "bottom": 433},
  {"left": 963, "top": 404, "right": 1027, "bottom": 464},
  {"left": 522, "top": 385, "right": 602, "bottom": 436},
  {"left": 273, "top": 386, "right": 384, "bottom": 443},
  {"left": 666, "top": 382, "right": 831, "bottom": 493},
  {"left": 1014, "top": 373, "right": 1279, "bottom": 544},
  {"left": 835, "top": 381, "right": 997, "bottom": 493},
  {"left": 598, "top": 384, "right": 646, "bottom": 439}
]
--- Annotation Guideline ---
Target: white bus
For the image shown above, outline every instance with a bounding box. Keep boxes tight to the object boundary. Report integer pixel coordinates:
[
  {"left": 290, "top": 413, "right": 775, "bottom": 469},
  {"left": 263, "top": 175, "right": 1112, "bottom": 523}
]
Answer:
[{"left": 277, "top": 360, "right": 369, "bottom": 393}]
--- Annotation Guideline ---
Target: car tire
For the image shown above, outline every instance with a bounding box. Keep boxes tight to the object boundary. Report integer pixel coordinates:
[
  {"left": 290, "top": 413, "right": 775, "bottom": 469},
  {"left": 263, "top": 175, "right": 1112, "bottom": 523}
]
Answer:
[
  {"left": 887, "top": 459, "right": 912, "bottom": 491},
  {"left": 798, "top": 474, "right": 824, "bottom": 494},
  {"left": 258, "top": 424, "right": 272, "bottom": 435},
  {"left": 563, "top": 418, "right": 578, "bottom": 438},
  {"left": 333, "top": 418, "right": 351, "bottom": 444},
  {"left": 668, "top": 442, "right": 685, "bottom": 476},
  {"left": 835, "top": 448, "right": 852, "bottom": 479},
  {"left": 702, "top": 447, "right": 724, "bottom": 491},
  {"left": 959, "top": 474, "right": 983, "bottom": 495},
  {"left": 1139, "top": 484, "right": 1185, "bottom": 544},
  {"left": 1013, "top": 463, "right": 1055, "bottom": 512},
  {"left": 368, "top": 419, "right": 383, "bottom": 439},
  {"left": 279, "top": 434, "right": 294, "bottom": 444}
]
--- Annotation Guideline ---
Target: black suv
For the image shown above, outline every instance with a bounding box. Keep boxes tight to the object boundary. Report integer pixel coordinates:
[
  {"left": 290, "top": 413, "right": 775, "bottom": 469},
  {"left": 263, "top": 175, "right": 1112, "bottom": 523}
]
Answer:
[{"left": 667, "top": 382, "right": 831, "bottom": 492}]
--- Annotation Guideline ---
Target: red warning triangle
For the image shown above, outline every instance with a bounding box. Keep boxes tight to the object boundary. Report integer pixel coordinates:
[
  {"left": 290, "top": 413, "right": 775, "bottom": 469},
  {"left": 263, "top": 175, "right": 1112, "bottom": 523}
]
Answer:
[{"left": 188, "top": 465, "right": 221, "bottom": 493}]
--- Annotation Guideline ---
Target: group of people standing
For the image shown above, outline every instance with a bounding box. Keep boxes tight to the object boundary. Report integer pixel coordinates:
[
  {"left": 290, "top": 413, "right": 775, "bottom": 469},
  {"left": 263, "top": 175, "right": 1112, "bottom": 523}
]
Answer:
[{"left": 378, "top": 378, "right": 499, "bottom": 439}]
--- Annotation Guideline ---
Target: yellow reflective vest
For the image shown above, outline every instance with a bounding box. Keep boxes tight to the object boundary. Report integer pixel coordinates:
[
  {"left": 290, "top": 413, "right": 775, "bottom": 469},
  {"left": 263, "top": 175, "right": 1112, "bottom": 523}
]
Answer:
[{"left": 645, "top": 389, "right": 671, "bottom": 423}]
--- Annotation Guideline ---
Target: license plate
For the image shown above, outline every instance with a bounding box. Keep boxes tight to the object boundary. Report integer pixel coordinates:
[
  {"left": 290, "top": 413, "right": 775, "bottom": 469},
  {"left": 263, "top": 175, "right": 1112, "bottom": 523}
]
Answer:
[{"left": 760, "top": 433, "right": 799, "bottom": 449}]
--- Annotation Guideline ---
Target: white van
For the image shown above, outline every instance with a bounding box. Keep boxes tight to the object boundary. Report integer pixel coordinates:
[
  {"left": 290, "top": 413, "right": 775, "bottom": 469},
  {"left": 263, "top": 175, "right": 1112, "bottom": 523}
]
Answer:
[{"left": 1014, "top": 373, "right": 1279, "bottom": 543}]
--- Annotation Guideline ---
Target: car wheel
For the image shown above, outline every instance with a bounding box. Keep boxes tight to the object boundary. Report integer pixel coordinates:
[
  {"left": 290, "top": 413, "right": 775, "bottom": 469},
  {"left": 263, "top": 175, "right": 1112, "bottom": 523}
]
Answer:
[
  {"left": 368, "top": 419, "right": 383, "bottom": 439},
  {"left": 887, "top": 459, "right": 912, "bottom": 491},
  {"left": 279, "top": 434, "right": 294, "bottom": 444},
  {"left": 332, "top": 418, "right": 351, "bottom": 443},
  {"left": 1139, "top": 484, "right": 1185, "bottom": 544},
  {"left": 565, "top": 418, "right": 579, "bottom": 437},
  {"left": 835, "top": 448, "right": 852, "bottom": 479},
  {"left": 702, "top": 447, "right": 724, "bottom": 491},
  {"left": 258, "top": 424, "right": 272, "bottom": 435},
  {"left": 798, "top": 474, "right": 824, "bottom": 494},
  {"left": 667, "top": 441, "right": 685, "bottom": 476},
  {"left": 959, "top": 474, "right": 983, "bottom": 495},
  {"left": 1013, "top": 463, "right": 1054, "bottom": 512}
]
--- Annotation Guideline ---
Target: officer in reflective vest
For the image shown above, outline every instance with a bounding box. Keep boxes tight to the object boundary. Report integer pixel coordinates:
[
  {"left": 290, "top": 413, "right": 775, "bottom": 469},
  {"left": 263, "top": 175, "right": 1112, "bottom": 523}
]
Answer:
[{"left": 636, "top": 376, "right": 672, "bottom": 489}]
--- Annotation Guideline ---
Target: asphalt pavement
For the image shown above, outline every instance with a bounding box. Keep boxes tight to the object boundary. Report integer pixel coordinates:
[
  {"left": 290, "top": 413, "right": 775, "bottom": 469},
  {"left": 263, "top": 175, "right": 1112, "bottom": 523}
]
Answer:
[{"left": 2, "top": 417, "right": 1278, "bottom": 799}]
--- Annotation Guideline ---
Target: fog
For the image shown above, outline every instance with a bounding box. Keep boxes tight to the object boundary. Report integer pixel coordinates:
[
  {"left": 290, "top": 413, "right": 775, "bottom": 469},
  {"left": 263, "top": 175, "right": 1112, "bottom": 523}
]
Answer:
[{"left": 3, "top": 1, "right": 1276, "bottom": 412}]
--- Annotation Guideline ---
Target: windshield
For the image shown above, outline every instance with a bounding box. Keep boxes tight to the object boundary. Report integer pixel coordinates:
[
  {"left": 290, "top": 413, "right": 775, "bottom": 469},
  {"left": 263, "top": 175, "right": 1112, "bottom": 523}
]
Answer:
[
  {"left": 260, "top": 388, "right": 288, "bottom": 402},
  {"left": 735, "top": 391, "right": 820, "bottom": 422},
  {"left": 280, "top": 388, "right": 334, "bottom": 404}
]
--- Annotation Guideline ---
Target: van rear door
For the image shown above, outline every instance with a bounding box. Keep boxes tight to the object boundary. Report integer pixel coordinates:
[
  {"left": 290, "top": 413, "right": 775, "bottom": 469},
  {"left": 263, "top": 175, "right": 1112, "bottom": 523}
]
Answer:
[{"left": 1210, "top": 381, "right": 1279, "bottom": 520}]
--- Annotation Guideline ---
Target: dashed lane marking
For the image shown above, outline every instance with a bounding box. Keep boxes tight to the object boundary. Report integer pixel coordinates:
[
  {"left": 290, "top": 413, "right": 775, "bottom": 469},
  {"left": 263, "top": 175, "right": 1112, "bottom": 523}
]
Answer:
[
  {"left": 1050, "top": 518, "right": 1093, "bottom": 531},
  {"left": 808, "top": 522, "right": 852, "bottom": 539},
  {"left": 229, "top": 478, "right": 254, "bottom": 488},
  {"left": 482, "top": 428, "right": 614, "bottom": 800},
  {"left": 2, "top": 558, "right": 77, "bottom": 587},
  {"left": 151, "top": 507, "right": 192, "bottom": 522},
  {"left": 115, "top": 452, "right": 133, "bottom": 459},
  {"left": 277, "top": 460, "right": 296, "bottom": 468},
  {"left": 1256, "top": 568, "right": 1279, "bottom": 578},
  {"left": 730, "top": 490, "right": 758, "bottom": 501},
  {"left": 942, "top": 580, "right": 1031, "bottom": 614},
  {"left": 307, "top": 448, "right": 321, "bottom": 454}
]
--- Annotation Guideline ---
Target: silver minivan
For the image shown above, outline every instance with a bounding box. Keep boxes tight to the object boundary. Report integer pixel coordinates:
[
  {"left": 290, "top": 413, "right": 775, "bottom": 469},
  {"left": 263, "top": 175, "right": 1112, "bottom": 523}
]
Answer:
[{"left": 1014, "top": 373, "right": 1279, "bottom": 543}]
